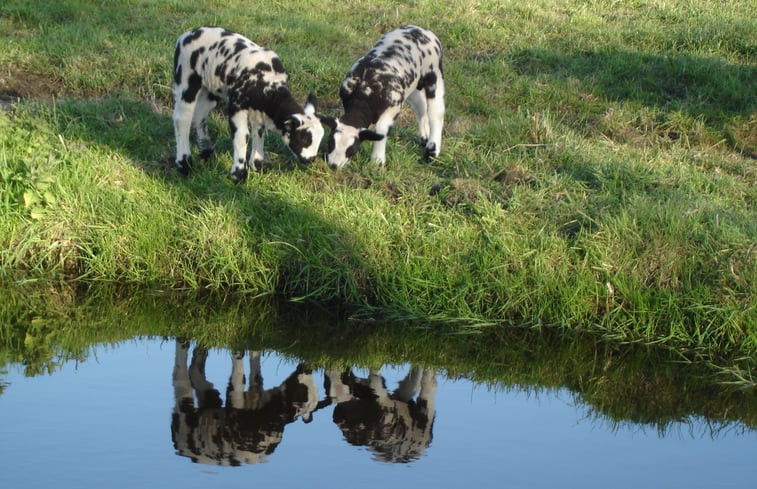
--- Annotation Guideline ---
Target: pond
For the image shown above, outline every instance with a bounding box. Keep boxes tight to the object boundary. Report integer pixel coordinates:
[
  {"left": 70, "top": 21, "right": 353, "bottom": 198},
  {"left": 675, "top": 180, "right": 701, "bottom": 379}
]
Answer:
[{"left": 0, "top": 287, "right": 755, "bottom": 488}]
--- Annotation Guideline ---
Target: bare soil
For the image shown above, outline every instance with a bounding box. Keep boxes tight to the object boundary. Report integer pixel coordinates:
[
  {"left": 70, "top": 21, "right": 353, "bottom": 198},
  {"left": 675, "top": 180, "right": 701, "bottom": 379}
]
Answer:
[{"left": 0, "top": 70, "right": 63, "bottom": 108}]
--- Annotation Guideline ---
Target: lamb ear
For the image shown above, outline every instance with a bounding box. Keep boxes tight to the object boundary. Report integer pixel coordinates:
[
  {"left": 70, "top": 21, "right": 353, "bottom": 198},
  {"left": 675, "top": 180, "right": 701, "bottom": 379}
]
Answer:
[
  {"left": 318, "top": 115, "right": 338, "bottom": 130},
  {"left": 304, "top": 93, "right": 317, "bottom": 116},
  {"left": 359, "top": 129, "right": 384, "bottom": 142},
  {"left": 283, "top": 116, "right": 302, "bottom": 132}
]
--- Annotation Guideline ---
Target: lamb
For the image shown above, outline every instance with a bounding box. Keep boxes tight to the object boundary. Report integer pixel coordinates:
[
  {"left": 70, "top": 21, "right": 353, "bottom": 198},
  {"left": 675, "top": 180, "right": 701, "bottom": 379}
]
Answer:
[
  {"left": 320, "top": 25, "right": 445, "bottom": 169},
  {"left": 172, "top": 27, "right": 325, "bottom": 181}
]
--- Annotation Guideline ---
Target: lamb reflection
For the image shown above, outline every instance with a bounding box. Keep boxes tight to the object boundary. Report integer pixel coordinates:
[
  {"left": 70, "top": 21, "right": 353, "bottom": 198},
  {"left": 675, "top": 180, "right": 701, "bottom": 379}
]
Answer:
[
  {"left": 171, "top": 341, "right": 437, "bottom": 465},
  {"left": 324, "top": 367, "right": 437, "bottom": 463},
  {"left": 171, "top": 341, "right": 318, "bottom": 465}
]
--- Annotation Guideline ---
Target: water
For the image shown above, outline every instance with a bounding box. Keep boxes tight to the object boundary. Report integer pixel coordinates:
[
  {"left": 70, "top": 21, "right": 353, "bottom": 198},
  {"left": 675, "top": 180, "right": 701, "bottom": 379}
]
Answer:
[{"left": 1, "top": 338, "right": 755, "bottom": 489}]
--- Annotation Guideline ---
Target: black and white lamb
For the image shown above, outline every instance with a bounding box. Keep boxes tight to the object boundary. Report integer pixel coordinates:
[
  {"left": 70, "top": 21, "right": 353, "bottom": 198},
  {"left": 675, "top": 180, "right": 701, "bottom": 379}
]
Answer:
[
  {"left": 320, "top": 25, "right": 445, "bottom": 168},
  {"left": 172, "top": 27, "right": 324, "bottom": 181}
]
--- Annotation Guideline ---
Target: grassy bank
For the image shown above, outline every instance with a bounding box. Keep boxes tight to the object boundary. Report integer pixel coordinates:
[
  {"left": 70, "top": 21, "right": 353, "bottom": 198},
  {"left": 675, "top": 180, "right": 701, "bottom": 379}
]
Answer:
[{"left": 0, "top": 1, "right": 755, "bottom": 367}]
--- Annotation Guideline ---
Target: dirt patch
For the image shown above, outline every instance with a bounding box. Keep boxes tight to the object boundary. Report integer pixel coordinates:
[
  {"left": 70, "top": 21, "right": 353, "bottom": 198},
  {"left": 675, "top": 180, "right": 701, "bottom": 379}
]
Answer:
[
  {"left": 492, "top": 164, "right": 535, "bottom": 186},
  {"left": 0, "top": 70, "right": 62, "bottom": 107},
  {"left": 331, "top": 170, "right": 371, "bottom": 189},
  {"left": 430, "top": 166, "right": 536, "bottom": 210},
  {"left": 430, "top": 178, "right": 492, "bottom": 208}
]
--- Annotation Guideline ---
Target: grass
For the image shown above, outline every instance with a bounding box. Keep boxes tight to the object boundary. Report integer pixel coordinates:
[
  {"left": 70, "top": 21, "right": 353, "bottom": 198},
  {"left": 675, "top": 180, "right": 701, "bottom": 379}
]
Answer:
[{"left": 0, "top": 0, "right": 755, "bottom": 374}]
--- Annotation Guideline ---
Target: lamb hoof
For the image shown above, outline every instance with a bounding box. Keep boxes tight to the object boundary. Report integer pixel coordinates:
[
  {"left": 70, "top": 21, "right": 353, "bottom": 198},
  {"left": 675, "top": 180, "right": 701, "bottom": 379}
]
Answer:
[
  {"left": 231, "top": 167, "right": 248, "bottom": 183},
  {"left": 176, "top": 156, "right": 191, "bottom": 176},
  {"left": 251, "top": 159, "right": 264, "bottom": 172},
  {"left": 199, "top": 148, "right": 214, "bottom": 160},
  {"left": 423, "top": 143, "right": 438, "bottom": 161}
]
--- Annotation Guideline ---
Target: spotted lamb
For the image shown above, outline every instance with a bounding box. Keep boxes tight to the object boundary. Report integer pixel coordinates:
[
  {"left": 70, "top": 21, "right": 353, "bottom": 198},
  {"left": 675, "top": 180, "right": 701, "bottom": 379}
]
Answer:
[
  {"left": 172, "top": 27, "right": 324, "bottom": 181},
  {"left": 320, "top": 25, "right": 445, "bottom": 168}
]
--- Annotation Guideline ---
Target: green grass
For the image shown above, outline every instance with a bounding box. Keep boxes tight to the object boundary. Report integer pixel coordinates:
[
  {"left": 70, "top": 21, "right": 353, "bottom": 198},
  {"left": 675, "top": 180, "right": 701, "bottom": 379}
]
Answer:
[{"left": 0, "top": 0, "right": 755, "bottom": 372}]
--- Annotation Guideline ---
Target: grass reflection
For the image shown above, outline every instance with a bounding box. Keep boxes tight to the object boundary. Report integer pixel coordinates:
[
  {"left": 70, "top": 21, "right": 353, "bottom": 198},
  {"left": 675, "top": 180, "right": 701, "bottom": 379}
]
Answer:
[{"left": 0, "top": 282, "right": 755, "bottom": 436}]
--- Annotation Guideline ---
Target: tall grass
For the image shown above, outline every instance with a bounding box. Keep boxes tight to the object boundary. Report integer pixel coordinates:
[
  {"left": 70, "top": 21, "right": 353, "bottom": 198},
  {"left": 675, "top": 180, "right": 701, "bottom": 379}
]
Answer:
[{"left": 0, "top": 1, "right": 755, "bottom": 367}]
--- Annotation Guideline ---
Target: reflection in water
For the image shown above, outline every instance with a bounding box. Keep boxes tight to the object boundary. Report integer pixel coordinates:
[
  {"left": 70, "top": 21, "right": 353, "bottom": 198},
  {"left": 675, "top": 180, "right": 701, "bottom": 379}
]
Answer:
[
  {"left": 3, "top": 284, "right": 755, "bottom": 435},
  {"left": 325, "top": 368, "right": 436, "bottom": 463},
  {"left": 171, "top": 341, "right": 318, "bottom": 465},
  {"left": 2, "top": 336, "right": 755, "bottom": 489},
  {"left": 171, "top": 340, "right": 437, "bottom": 465},
  {"left": 3, "top": 283, "right": 755, "bottom": 485}
]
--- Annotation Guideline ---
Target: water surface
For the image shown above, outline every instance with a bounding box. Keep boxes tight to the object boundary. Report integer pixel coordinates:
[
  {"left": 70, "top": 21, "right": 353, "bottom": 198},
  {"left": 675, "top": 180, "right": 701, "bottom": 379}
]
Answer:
[{"left": 1, "top": 337, "right": 755, "bottom": 489}]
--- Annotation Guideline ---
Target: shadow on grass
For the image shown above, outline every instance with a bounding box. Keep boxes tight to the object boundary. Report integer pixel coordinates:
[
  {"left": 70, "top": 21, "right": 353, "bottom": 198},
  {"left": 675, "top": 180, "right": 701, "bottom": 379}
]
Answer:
[
  {"left": 511, "top": 48, "right": 756, "bottom": 119},
  {"left": 49, "top": 96, "right": 376, "bottom": 302},
  {"left": 510, "top": 48, "right": 757, "bottom": 156}
]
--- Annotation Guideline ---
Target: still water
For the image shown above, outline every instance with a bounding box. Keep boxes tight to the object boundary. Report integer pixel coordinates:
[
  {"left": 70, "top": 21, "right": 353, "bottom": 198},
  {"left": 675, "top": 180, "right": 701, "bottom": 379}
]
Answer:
[{"left": 1, "top": 337, "right": 755, "bottom": 489}]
